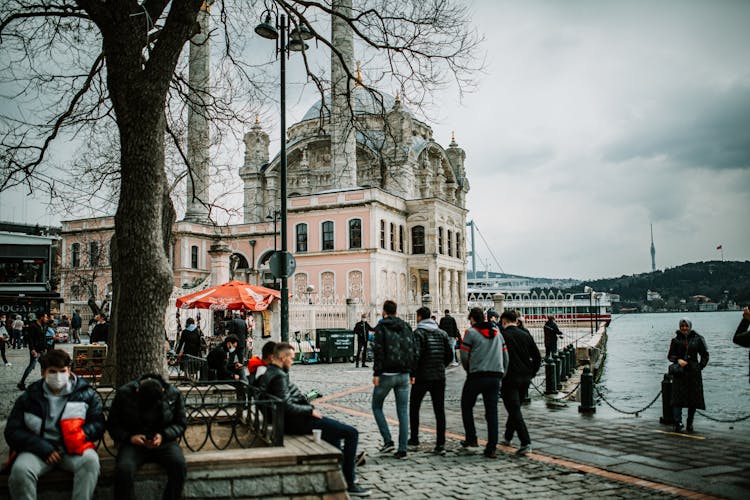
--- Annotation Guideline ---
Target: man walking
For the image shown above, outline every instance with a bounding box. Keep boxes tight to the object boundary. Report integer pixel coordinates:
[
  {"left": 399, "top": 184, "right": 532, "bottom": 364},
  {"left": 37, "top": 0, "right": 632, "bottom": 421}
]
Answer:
[
  {"left": 408, "top": 307, "right": 453, "bottom": 455},
  {"left": 12, "top": 314, "right": 24, "bottom": 349},
  {"left": 460, "top": 307, "right": 508, "bottom": 458},
  {"left": 353, "top": 313, "right": 374, "bottom": 368},
  {"left": 372, "top": 300, "right": 418, "bottom": 459},
  {"left": 543, "top": 315, "right": 564, "bottom": 359},
  {"left": 438, "top": 309, "right": 461, "bottom": 366},
  {"left": 258, "top": 342, "right": 370, "bottom": 496},
  {"left": 6, "top": 349, "right": 104, "bottom": 500},
  {"left": 70, "top": 309, "right": 82, "bottom": 344},
  {"left": 228, "top": 312, "right": 249, "bottom": 361},
  {"left": 17, "top": 313, "right": 47, "bottom": 390},
  {"left": 734, "top": 307, "right": 750, "bottom": 383},
  {"left": 500, "top": 310, "right": 542, "bottom": 455},
  {"left": 90, "top": 314, "right": 109, "bottom": 344}
]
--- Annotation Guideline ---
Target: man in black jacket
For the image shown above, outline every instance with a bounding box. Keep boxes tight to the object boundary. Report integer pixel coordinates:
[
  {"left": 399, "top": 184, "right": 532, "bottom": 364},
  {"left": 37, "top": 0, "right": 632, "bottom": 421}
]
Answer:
[
  {"left": 107, "top": 374, "right": 187, "bottom": 500},
  {"left": 372, "top": 300, "right": 418, "bottom": 459},
  {"left": 500, "top": 311, "right": 542, "bottom": 455},
  {"left": 438, "top": 309, "right": 461, "bottom": 365},
  {"left": 543, "top": 316, "right": 564, "bottom": 359},
  {"left": 734, "top": 307, "right": 750, "bottom": 383},
  {"left": 228, "top": 312, "right": 249, "bottom": 361},
  {"left": 258, "top": 342, "right": 370, "bottom": 497},
  {"left": 408, "top": 307, "right": 452, "bottom": 455},
  {"left": 17, "top": 312, "right": 47, "bottom": 390},
  {"left": 206, "top": 335, "right": 245, "bottom": 380},
  {"left": 89, "top": 314, "right": 109, "bottom": 344},
  {"left": 6, "top": 349, "right": 104, "bottom": 500},
  {"left": 353, "top": 313, "right": 374, "bottom": 368}
]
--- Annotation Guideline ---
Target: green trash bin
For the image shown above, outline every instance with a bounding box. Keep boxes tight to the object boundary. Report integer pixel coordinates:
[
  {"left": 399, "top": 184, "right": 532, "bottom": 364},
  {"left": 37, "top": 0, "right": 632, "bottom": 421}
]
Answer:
[{"left": 316, "top": 328, "right": 355, "bottom": 363}]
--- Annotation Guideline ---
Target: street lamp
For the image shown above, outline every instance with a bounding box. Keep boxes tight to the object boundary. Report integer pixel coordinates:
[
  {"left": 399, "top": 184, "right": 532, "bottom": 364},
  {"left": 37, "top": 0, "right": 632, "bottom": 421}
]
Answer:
[
  {"left": 584, "top": 286, "right": 593, "bottom": 336},
  {"left": 255, "top": 9, "right": 312, "bottom": 343}
]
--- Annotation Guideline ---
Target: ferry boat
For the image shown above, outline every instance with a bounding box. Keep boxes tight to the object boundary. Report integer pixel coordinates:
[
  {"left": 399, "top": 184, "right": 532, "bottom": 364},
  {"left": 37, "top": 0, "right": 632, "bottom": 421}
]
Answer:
[{"left": 467, "top": 278, "right": 612, "bottom": 325}]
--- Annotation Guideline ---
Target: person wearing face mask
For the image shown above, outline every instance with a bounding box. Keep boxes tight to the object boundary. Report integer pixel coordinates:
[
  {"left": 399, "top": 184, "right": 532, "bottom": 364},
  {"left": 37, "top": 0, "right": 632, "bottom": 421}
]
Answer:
[
  {"left": 107, "top": 374, "right": 187, "bottom": 500},
  {"left": 5, "top": 349, "right": 104, "bottom": 500},
  {"left": 668, "top": 317, "right": 709, "bottom": 433},
  {"left": 206, "top": 335, "right": 245, "bottom": 380}
]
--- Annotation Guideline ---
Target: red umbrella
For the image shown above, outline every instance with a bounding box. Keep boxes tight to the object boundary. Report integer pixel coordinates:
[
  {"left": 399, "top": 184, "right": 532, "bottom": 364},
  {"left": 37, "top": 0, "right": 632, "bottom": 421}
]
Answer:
[{"left": 175, "top": 280, "right": 281, "bottom": 312}]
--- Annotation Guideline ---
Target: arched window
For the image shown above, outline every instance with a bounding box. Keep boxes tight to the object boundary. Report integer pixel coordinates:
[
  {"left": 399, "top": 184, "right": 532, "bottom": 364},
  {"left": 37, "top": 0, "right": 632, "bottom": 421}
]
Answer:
[
  {"left": 447, "top": 230, "right": 453, "bottom": 257},
  {"left": 191, "top": 245, "right": 199, "bottom": 269},
  {"left": 89, "top": 242, "right": 100, "bottom": 267},
  {"left": 380, "top": 220, "right": 386, "bottom": 249},
  {"left": 411, "top": 225, "right": 425, "bottom": 254},
  {"left": 71, "top": 243, "right": 80, "bottom": 268},
  {"left": 438, "top": 227, "right": 444, "bottom": 254},
  {"left": 399, "top": 225, "right": 404, "bottom": 253},
  {"left": 389, "top": 223, "right": 395, "bottom": 251},
  {"left": 349, "top": 219, "right": 362, "bottom": 249},
  {"left": 296, "top": 223, "right": 308, "bottom": 253},
  {"left": 321, "top": 221, "right": 334, "bottom": 251}
]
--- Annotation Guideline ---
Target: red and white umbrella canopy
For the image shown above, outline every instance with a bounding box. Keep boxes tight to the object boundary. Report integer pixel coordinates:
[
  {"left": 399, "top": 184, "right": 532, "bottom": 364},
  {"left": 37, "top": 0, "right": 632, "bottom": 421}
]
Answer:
[{"left": 175, "top": 280, "right": 281, "bottom": 312}]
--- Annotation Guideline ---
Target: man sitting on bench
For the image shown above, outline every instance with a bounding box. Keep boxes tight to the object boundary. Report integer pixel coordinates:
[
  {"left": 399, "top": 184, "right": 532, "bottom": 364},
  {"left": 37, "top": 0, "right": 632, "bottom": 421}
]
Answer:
[
  {"left": 107, "top": 374, "right": 187, "bottom": 500},
  {"left": 258, "top": 342, "right": 371, "bottom": 497}
]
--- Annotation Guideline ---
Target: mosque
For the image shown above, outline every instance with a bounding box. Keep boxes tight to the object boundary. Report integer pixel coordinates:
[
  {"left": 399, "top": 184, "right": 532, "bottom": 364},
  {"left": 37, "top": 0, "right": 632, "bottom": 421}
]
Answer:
[{"left": 58, "top": 1, "right": 470, "bottom": 328}]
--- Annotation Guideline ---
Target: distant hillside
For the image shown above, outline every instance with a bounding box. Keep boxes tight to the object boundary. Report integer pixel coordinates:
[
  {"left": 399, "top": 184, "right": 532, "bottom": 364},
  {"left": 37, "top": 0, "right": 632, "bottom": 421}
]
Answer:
[{"left": 565, "top": 261, "right": 750, "bottom": 311}]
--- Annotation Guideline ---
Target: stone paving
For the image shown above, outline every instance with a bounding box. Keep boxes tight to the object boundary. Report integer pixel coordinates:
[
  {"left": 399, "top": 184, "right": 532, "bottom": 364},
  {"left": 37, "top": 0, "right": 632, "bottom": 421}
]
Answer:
[{"left": 2, "top": 346, "right": 749, "bottom": 499}]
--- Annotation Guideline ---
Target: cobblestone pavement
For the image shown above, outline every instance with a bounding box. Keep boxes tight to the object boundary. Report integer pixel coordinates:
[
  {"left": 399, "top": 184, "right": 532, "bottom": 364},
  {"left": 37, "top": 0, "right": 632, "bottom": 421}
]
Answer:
[{"left": 2, "top": 348, "right": 748, "bottom": 499}]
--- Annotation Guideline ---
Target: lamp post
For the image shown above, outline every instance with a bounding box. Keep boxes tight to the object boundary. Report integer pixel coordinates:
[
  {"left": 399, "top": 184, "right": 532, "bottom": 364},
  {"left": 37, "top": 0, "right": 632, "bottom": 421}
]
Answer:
[
  {"left": 594, "top": 292, "right": 601, "bottom": 333},
  {"left": 584, "top": 286, "right": 593, "bottom": 336},
  {"left": 255, "top": 10, "right": 312, "bottom": 343}
]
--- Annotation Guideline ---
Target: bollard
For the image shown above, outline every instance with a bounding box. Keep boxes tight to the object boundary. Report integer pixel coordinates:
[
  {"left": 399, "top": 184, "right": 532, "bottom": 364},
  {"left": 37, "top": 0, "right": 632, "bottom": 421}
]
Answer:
[
  {"left": 560, "top": 348, "right": 569, "bottom": 382},
  {"left": 545, "top": 356, "right": 557, "bottom": 394},
  {"left": 659, "top": 373, "right": 674, "bottom": 424},
  {"left": 571, "top": 344, "right": 577, "bottom": 370},
  {"left": 567, "top": 345, "right": 575, "bottom": 377},
  {"left": 578, "top": 366, "right": 596, "bottom": 413},
  {"left": 554, "top": 353, "right": 563, "bottom": 390}
]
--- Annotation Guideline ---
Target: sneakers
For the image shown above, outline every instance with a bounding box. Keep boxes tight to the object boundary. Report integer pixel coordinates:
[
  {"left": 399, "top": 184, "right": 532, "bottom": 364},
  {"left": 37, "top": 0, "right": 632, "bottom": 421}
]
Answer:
[
  {"left": 483, "top": 448, "right": 497, "bottom": 459},
  {"left": 433, "top": 446, "right": 446, "bottom": 456},
  {"left": 5, "top": 362, "right": 11, "bottom": 367},
  {"left": 673, "top": 423, "right": 684, "bottom": 433},
  {"left": 500, "top": 439, "right": 512, "bottom": 447},
  {"left": 516, "top": 444, "right": 532, "bottom": 456},
  {"left": 347, "top": 484, "right": 371, "bottom": 497},
  {"left": 362, "top": 364, "right": 369, "bottom": 368},
  {"left": 460, "top": 439, "right": 479, "bottom": 448},
  {"left": 356, "top": 450, "right": 367, "bottom": 466},
  {"left": 686, "top": 424, "right": 694, "bottom": 433},
  {"left": 393, "top": 451, "right": 408, "bottom": 459},
  {"left": 451, "top": 361, "right": 459, "bottom": 366},
  {"left": 407, "top": 438, "right": 420, "bottom": 447},
  {"left": 378, "top": 441, "right": 395, "bottom": 453}
]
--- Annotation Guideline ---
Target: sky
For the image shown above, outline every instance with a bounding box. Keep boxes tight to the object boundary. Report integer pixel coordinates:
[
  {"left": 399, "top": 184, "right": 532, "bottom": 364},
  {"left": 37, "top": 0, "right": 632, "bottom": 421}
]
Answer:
[{"left": 1, "top": 0, "right": 749, "bottom": 280}]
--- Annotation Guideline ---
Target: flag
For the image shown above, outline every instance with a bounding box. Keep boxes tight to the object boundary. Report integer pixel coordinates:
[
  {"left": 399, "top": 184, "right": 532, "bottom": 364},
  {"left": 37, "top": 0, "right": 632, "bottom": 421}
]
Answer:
[{"left": 716, "top": 245, "right": 722, "bottom": 250}]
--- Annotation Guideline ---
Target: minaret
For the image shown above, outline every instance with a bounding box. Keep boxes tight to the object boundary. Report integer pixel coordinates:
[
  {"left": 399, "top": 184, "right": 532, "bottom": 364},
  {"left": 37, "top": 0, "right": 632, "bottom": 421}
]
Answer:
[
  {"left": 650, "top": 223, "right": 656, "bottom": 272},
  {"left": 240, "top": 116, "right": 269, "bottom": 223},
  {"left": 183, "top": 1, "right": 212, "bottom": 223},
  {"left": 330, "top": 0, "right": 357, "bottom": 189}
]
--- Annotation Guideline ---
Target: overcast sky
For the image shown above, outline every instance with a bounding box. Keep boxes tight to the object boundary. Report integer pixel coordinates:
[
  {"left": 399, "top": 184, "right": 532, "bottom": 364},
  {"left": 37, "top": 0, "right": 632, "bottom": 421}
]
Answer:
[{"left": 1, "top": 0, "right": 748, "bottom": 280}]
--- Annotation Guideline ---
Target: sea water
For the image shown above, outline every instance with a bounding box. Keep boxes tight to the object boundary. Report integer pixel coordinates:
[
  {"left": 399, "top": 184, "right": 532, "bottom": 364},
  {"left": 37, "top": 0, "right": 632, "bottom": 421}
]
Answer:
[{"left": 597, "top": 311, "right": 750, "bottom": 430}]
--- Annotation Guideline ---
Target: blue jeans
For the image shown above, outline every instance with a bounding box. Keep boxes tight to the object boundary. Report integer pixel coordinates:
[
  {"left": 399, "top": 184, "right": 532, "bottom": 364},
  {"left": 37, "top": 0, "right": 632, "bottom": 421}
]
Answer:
[
  {"left": 20, "top": 352, "right": 40, "bottom": 385},
  {"left": 372, "top": 373, "right": 410, "bottom": 452},
  {"left": 461, "top": 375, "right": 500, "bottom": 450},
  {"left": 312, "top": 416, "right": 359, "bottom": 487}
]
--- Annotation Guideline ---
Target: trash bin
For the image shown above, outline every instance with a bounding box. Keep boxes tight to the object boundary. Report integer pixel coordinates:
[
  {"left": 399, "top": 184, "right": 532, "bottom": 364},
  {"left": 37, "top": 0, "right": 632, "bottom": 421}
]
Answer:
[{"left": 316, "top": 328, "right": 355, "bottom": 363}]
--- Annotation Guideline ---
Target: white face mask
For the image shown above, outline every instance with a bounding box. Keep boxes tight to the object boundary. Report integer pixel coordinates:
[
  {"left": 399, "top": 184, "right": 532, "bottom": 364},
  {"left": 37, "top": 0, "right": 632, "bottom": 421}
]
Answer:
[
  {"left": 228, "top": 347, "right": 236, "bottom": 353},
  {"left": 45, "top": 371, "right": 69, "bottom": 391}
]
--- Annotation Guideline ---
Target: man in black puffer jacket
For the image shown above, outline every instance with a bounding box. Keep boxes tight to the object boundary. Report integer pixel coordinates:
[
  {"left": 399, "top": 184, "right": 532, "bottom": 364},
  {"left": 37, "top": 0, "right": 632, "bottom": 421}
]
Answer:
[
  {"left": 733, "top": 307, "right": 750, "bottom": 384},
  {"left": 258, "top": 342, "right": 370, "bottom": 497},
  {"left": 107, "top": 374, "right": 187, "bottom": 500},
  {"left": 408, "top": 307, "right": 453, "bottom": 455}
]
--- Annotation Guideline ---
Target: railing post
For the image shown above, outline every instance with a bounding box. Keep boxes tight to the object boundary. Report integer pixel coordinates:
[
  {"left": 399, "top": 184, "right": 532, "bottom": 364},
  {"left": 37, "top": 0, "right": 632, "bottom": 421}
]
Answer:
[
  {"left": 560, "top": 348, "right": 569, "bottom": 382},
  {"left": 570, "top": 344, "right": 577, "bottom": 370},
  {"left": 578, "top": 366, "right": 596, "bottom": 413},
  {"left": 554, "top": 352, "right": 563, "bottom": 390},
  {"left": 659, "top": 372, "right": 674, "bottom": 425},
  {"left": 566, "top": 345, "right": 574, "bottom": 377},
  {"left": 545, "top": 356, "right": 557, "bottom": 394}
]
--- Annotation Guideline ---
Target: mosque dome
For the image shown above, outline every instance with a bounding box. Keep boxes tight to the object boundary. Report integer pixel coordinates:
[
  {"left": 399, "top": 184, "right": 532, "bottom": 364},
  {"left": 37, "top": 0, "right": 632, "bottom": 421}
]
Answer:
[{"left": 300, "top": 87, "right": 409, "bottom": 121}]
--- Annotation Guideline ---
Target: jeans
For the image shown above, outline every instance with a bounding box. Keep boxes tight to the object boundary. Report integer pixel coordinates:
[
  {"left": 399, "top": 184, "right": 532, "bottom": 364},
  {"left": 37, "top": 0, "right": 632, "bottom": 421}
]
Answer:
[
  {"left": 461, "top": 375, "right": 500, "bottom": 450},
  {"left": 312, "top": 416, "right": 359, "bottom": 487},
  {"left": 501, "top": 378, "right": 532, "bottom": 446},
  {"left": 1, "top": 339, "right": 7, "bottom": 364},
  {"left": 20, "top": 351, "right": 40, "bottom": 385},
  {"left": 355, "top": 339, "right": 368, "bottom": 366},
  {"left": 8, "top": 449, "right": 100, "bottom": 500},
  {"left": 12, "top": 329, "right": 23, "bottom": 349},
  {"left": 114, "top": 441, "right": 186, "bottom": 500},
  {"left": 372, "top": 373, "right": 410, "bottom": 452},
  {"left": 409, "top": 379, "right": 446, "bottom": 447},
  {"left": 672, "top": 406, "right": 696, "bottom": 426}
]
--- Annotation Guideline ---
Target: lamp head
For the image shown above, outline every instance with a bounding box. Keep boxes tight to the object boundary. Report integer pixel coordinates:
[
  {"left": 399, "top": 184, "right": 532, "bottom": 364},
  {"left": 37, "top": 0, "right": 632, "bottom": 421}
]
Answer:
[
  {"left": 288, "top": 38, "right": 309, "bottom": 52},
  {"left": 290, "top": 23, "right": 313, "bottom": 41},
  {"left": 255, "top": 14, "right": 278, "bottom": 40}
]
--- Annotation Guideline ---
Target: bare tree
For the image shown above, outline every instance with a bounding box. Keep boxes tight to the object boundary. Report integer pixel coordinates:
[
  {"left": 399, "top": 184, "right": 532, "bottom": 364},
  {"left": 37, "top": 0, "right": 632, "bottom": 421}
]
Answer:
[{"left": 0, "top": 0, "right": 481, "bottom": 385}]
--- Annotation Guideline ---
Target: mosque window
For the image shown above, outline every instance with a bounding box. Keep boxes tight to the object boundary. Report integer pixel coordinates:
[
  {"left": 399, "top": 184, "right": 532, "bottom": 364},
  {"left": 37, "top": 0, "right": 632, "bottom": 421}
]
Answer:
[
  {"left": 191, "top": 245, "right": 199, "bottom": 269},
  {"left": 296, "top": 223, "right": 308, "bottom": 252},
  {"left": 390, "top": 223, "right": 395, "bottom": 251},
  {"left": 399, "top": 225, "right": 404, "bottom": 253},
  {"left": 380, "top": 220, "right": 386, "bottom": 249},
  {"left": 438, "top": 227, "right": 444, "bottom": 254},
  {"left": 322, "top": 221, "right": 334, "bottom": 251},
  {"left": 89, "top": 242, "right": 100, "bottom": 267},
  {"left": 447, "top": 230, "right": 453, "bottom": 257},
  {"left": 349, "top": 219, "right": 362, "bottom": 249},
  {"left": 411, "top": 226, "right": 425, "bottom": 254},
  {"left": 71, "top": 243, "right": 80, "bottom": 268}
]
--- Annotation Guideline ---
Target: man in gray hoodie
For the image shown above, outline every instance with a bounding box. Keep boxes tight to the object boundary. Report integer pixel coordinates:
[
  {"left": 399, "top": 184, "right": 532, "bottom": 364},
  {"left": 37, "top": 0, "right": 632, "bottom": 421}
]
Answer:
[
  {"left": 408, "top": 307, "right": 453, "bottom": 455},
  {"left": 460, "top": 307, "right": 508, "bottom": 458}
]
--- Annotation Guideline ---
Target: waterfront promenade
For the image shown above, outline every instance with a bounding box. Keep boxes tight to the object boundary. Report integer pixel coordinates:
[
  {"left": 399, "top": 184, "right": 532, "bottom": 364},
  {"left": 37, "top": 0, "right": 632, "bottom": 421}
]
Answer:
[{"left": 1, "top": 348, "right": 748, "bottom": 499}]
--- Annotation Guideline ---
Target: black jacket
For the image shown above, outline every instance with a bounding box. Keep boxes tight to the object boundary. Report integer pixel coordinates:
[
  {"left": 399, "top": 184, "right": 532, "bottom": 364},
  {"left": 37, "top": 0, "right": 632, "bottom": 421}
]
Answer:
[
  {"left": 413, "top": 319, "right": 453, "bottom": 382},
  {"left": 257, "top": 364, "right": 314, "bottom": 434},
  {"left": 543, "top": 319, "right": 563, "bottom": 348},
  {"left": 373, "top": 316, "right": 419, "bottom": 377},
  {"left": 27, "top": 320, "right": 46, "bottom": 352},
  {"left": 107, "top": 374, "right": 187, "bottom": 444},
  {"left": 353, "top": 320, "right": 374, "bottom": 342},
  {"left": 501, "top": 325, "right": 542, "bottom": 382},
  {"left": 733, "top": 317, "right": 750, "bottom": 383},
  {"left": 176, "top": 328, "right": 203, "bottom": 357},
  {"left": 229, "top": 318, "right": 248, "bottom": 341},
  {"left": 5, "top": 376, "right": 104, "bottom": 459},
  {"left": 668, "top": 331, "right": 709, "bottom": 409},
  {"left": 90, "top": 322, "right": 109, "bottom": 343},
  {"left": 207, "top": 344, "right": 241, "bottom": 380},
  {"left": 438, "top": 315, "right": 460, "bottom": 340}
]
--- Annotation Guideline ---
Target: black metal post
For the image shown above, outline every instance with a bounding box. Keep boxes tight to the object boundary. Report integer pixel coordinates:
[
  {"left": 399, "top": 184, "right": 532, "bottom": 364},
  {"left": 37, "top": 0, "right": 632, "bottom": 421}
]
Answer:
[
  {"left": 279, "top": 14, "right": 289, "bottom": 343},
  {"left": 578, "top": 366, "right": 596, "bottom": 413},
  {"left": 589, "top": 292, "right": 593, "bottom": 336},
  {"left": 560, "top": 348, "right": 568, "bottom": 382},
  {"left": 595, "top": 294, "right": 599, "bottom": 333},
  {"left": 554, "top": 352, "right": 563, "bottom": 391},
  {"left": 545, "top": 356, "right": 557, "bottom": 395},
  {"left": 659, "top": 372, "right": 674, "bottom": 424}
]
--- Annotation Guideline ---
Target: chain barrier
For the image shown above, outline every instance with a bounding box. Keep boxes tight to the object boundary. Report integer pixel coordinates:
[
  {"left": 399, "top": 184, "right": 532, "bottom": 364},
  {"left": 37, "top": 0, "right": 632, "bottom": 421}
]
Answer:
[
  {"left": 529, "top": 380, "right": 581, "bottom": 400},
  {"left": 593, "top": 385, "right": 662, "bottom": 417},
  {"left": 696, "top": 410, "right": 750, "bottom": 423}
]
